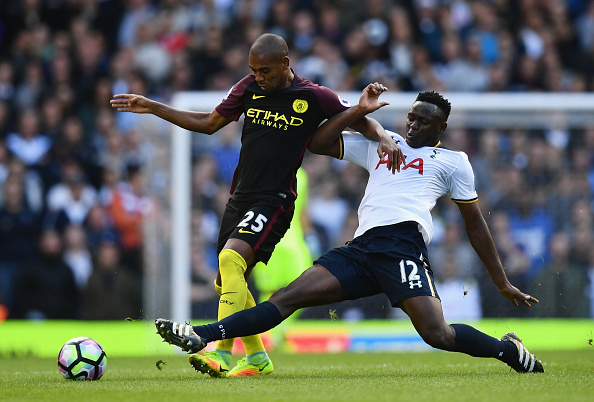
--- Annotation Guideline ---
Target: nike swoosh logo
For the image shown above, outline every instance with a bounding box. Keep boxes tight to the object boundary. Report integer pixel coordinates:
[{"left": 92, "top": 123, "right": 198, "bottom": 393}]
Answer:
[
  {"left": 252, "top": 94, "right": 265, "bottom": 99},
  {"left": 259, "top": 361, "right": 270, "bottom": 372},
  {"left": 238, "top": 228, "right": 255, "bottom": 234}
]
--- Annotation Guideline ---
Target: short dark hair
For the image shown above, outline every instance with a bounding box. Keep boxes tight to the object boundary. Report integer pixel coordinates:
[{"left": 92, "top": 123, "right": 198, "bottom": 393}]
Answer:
[
  {"left": 416, "top": 91, "right": 451, "bottom": 121},
  {"left": 250, "top": 33, "right": 289, "bottom": 59}
]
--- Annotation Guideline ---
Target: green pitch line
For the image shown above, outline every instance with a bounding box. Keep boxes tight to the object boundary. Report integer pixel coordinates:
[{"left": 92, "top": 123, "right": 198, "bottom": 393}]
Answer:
[{"left": 0, "top": 319, "right": 592, "bottom": 358}]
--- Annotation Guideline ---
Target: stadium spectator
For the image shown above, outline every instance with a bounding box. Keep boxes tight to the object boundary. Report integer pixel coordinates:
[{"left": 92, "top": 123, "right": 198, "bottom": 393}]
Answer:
[
  {"left": 335, "top": 161, "right": 369, "bottom": 210},
  {"left": 308, "top": 176, "right": 349, "bottom": 249},
  {"left": 576, "top": 1, "right": 594, "bottom": 52},
  {"left": 430, "top": 221, "right": 480, "bottom": 283},
  {"left": 5, "top": 109, "right": 51, "bottom": 169},
  {"left": 507, "top": 188, "right": 555, "bottom": 281},
  {"left": 296, "top": 38, "right": 349, "bottom": 90},
  {"left": 107, "top": 163, "right": 151, "bottom": 274},
  {"left": 132, "top": 21, "right": 172, "bottom": 85},
  {"left": 63, "top": 223, "right": 93, "bottom": 291},
  {"left": 0, "top": 62, "right": 16, "bottom": 107},
  {"left": 50, "top": 116, "right": 102, "bottom": 188},
  {"left": 437, "top": 33, "right": 490, "bottom": 91},
  {"left": 569, "top": 220, "right": 594, "bottom": 270},
  {"left": 209, "top": 124, "right": 241, "bottom": 186},
  {"left": 2, "top": 156, "right": 43, "bottom": 213},
  {"left": 84, "top": 204, "right": 118, "bottom": 253},
  {"left": 190, "top": 233, "right": 219, "bottom": 320},
  {"left": 82, "top": 233, "right": 141, "bottom": 320},
  {"left": 13, "top": 60, "right": 44, "bottom": 111},
  {"left": 529, "top": 232, "right": 589, "bottom": 318},
  {"left": 0, "top": 174, "right": 40, "bottom": 312},
  {"left": 39, "top": 97, "right": 66, "bottom": 142},
  {"left": 467, "top": 0, "right": 500, "bottom": 66},
  {"left": 45, "top": 160, "right": 97, "bottom": 228},
  {"left": 469, "top": 129, "right": 503, "bottom": 203},
  {"left": 318, "top": 2, "right": 343, "bottom": 46},
  {"left": 117, "top": 0, "right": 156, "bottom": 48},
  {"left": 435, "top": 251, "right": 482, "bottom": 321},
  {"left": 11, "top": 229, "right": 78, "bottom": 319},
  {"left": 388, "top": 6, "right": 416, "bottom": 91},
  {"left": 191, "top": 153, "right": 220, "bottom": 213},
  {"left": 479, "top": 211, "right": 530, "bottom": 318},
  {"left": 414, "top": 0, "right": 443, "bottom": 62}
]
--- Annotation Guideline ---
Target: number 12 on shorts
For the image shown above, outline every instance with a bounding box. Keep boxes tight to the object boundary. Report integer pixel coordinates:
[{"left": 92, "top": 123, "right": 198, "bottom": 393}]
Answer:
[{"left": 400, "top": 260, "right": 423, "bottom": 289}]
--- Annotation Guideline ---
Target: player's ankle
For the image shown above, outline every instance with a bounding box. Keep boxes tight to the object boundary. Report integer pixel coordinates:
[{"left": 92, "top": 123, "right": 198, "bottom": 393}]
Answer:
[{"left": 246, "top": 351, "right": 268, "bottom": 365}]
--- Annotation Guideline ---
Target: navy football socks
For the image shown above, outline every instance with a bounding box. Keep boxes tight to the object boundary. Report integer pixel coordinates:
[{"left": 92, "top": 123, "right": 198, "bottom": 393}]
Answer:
[
  {"left": 451, "top": 323, "right": 517, "bottom": 363},
  {"left": 193, "top": 301, "right": 283, "bottom": 343}
]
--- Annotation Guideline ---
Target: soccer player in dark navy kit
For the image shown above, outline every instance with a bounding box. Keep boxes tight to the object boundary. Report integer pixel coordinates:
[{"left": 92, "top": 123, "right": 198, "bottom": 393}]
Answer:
[
  {"left": 111, "top": 33, "right": 402, "bottom": 377},
  {"left": 155, "top": 86, "right": 545, "bottom": 374}
]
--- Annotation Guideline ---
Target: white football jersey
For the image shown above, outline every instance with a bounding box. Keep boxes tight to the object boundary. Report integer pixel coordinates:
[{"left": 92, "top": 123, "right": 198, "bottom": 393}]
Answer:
[{"left": 340, "top": 130, "right": 478, "bottom": 245}]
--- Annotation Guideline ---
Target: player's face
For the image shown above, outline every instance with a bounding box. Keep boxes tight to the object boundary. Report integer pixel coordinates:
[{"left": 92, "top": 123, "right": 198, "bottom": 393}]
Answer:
[
  {"left": 248, "top": 52, "right": 290, "bottom": 93},
  {"left": 405, "top": 101, "right": 446, "bottom": 148}
]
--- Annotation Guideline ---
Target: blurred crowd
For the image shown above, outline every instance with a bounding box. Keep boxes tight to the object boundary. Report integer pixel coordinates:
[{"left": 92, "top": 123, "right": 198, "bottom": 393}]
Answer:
[{"left": 0, "top": 0, "right": 593, "bottom": 321}]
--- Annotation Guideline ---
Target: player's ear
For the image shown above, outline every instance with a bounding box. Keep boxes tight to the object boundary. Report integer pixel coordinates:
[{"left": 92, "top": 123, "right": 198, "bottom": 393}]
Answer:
[
  {"left": 282, "top": 56, "right": 290, "bottom": 68},
  {"left": 440, "top": 122, "right": 447, "bottom": 134}
]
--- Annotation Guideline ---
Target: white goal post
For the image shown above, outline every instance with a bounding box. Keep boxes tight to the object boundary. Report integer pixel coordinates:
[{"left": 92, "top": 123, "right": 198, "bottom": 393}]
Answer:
[{"left": 162, "top": 91, "right": 594, "bottom": 323}]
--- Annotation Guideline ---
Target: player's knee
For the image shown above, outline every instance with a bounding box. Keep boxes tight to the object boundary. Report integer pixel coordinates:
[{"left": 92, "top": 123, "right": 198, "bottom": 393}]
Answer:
[
  {"left": 268, "top": 286, "right": 290, "bottom": 306},
  {"left": 268, "top": 286, "right": 300, "bottom": 314},
  {"left": 218, "top": 249, "right": 247, "bottom": 277},
  {"left": 419, "top": 327, "right": 455, "bottom": 351}
]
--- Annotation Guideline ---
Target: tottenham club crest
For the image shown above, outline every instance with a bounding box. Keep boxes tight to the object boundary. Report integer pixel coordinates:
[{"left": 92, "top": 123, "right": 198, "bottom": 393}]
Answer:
[{"left": 293, "top": 99, "right": 308, "bottom": 113}]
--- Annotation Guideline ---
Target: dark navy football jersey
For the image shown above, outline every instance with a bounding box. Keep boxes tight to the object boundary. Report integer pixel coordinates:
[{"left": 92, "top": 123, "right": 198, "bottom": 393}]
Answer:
[{"left": 215, "top": 71, "right": 350, "bottom": 202}]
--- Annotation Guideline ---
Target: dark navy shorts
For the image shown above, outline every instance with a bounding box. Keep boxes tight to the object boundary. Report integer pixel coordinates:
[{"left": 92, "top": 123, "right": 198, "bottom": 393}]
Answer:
[
  {"left": 217, "top": 195, "right": 294, "bottom": 264},
  {"left": 315, "top": 222, "right": 440, "bottom": 307}
]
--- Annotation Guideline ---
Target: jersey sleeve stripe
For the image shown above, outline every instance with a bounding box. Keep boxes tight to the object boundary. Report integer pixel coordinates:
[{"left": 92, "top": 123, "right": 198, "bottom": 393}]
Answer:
[
  {"left": 338, "top": 134, "right": 345, "bottom": 160},
  {"left": 452, "top": 197, "right": 478, "bottom": 204}
]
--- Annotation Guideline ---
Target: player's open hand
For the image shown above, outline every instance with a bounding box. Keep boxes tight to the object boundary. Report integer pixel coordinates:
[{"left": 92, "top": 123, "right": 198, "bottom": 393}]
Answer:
[
  {"left": 358, "top": 82, "right": 390, "bottom": 113},
  {"left": 110, "top": 94, "right": 152, "bottom": 113},
  {"left": 498, "top": 283, "right": 539, "bottom": 307},
  {"left": 358, "top": 83, "right": 404, "bottom": 174},
  {"left": 377, "top": 132, "right": 404, "bottom": 174}
]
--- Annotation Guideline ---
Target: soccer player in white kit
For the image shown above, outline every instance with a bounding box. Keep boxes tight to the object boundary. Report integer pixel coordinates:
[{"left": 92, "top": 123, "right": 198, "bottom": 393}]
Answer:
[{"left": 156, "top": 84, "right": 544, "bottom": 374}]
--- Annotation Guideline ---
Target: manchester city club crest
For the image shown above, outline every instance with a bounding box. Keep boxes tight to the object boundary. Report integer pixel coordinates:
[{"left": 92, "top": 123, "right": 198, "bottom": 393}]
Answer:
[{"left": 293, "top": 99, "right": 308, "bottom": 113}]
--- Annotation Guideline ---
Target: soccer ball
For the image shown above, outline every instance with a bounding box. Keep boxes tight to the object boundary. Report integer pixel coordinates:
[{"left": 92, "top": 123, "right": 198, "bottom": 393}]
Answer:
[{"left": 57, "top": 337, "right": 107, "bottom": 380}]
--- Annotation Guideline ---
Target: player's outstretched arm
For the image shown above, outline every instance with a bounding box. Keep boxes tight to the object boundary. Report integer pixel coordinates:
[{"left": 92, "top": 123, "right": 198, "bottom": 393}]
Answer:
[
  {"left": 110, "top": 94, "right": 231, "bottom": 134},
  {"left": 457, "top": 201, "right": 539, "bottom": 307},
  {"left": 309, "top": 83, "right": 400, "bottom": 170}
]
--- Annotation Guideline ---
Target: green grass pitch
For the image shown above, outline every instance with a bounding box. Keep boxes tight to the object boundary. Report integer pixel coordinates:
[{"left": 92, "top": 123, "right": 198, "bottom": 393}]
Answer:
[
  {"left": 1, "top": 319, "right": 592, "bottom": 401},
  {"left": 1, "top": 351, "right": 593, "bottom": 402}
]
